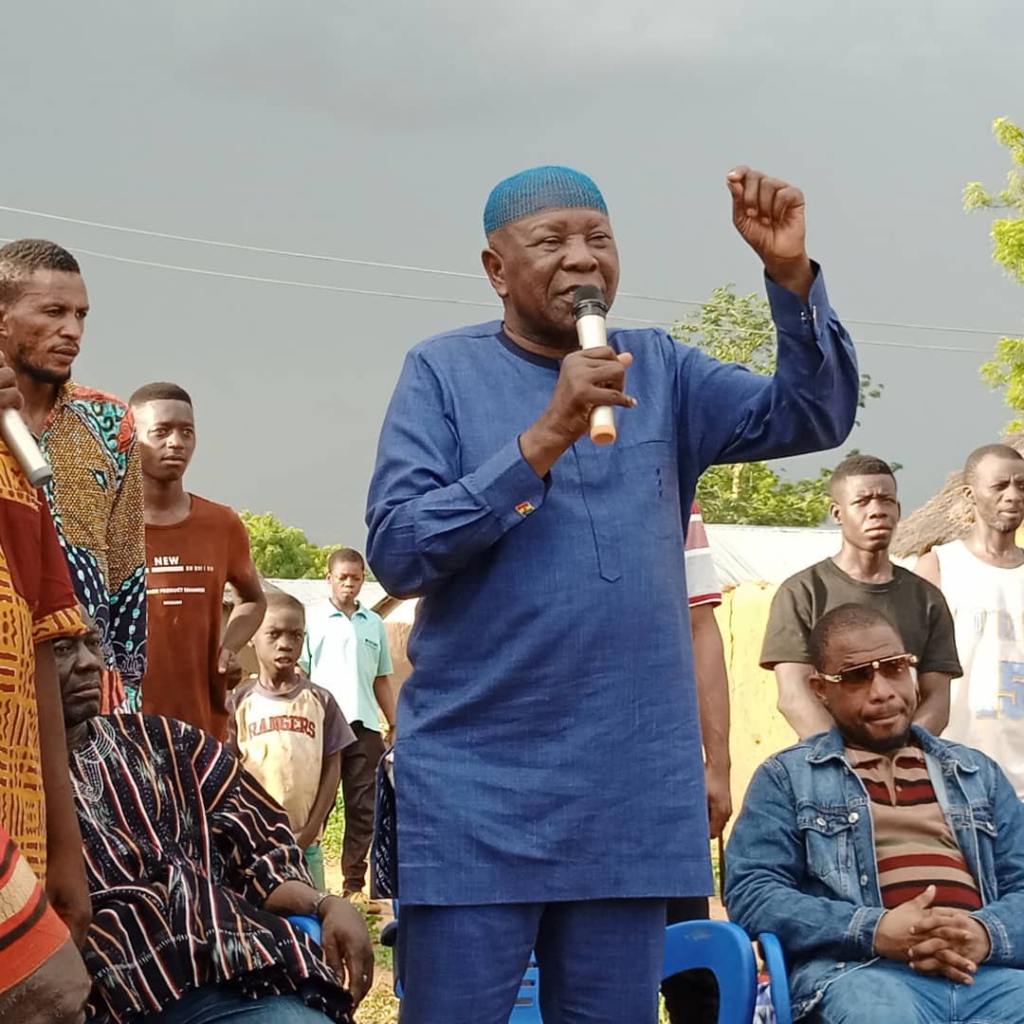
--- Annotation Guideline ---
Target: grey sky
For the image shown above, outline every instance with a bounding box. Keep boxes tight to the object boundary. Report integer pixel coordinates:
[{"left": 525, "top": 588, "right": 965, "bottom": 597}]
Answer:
[{"left": 3, "top": 1, "right": 1022, "bottom": 546}]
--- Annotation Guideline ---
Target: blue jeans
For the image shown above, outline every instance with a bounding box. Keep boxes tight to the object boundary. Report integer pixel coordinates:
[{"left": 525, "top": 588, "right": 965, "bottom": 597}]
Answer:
[
  {"left": 397, "top": 898, "right": 666, "bottom": 1024},
  {"left": 810, "top": 958, "right": 1024, "bottom": 1024},
  {"left": 142, "top": 985, "right": 330, "bottom": 1023}
]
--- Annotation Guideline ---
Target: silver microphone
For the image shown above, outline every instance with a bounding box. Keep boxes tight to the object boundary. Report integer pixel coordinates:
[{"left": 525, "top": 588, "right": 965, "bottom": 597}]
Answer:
[
  {"left": 1, "top": 409, "right": 53, "bottom": 488},
  {"left": 572, "top": 285, "right": 617, "bottom": 445}
]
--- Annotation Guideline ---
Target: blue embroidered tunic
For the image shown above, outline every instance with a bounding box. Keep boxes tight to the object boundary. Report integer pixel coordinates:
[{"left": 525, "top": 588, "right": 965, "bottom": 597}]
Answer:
[{"left": 366, "top": 269, "right": 858, "bottom": 905}]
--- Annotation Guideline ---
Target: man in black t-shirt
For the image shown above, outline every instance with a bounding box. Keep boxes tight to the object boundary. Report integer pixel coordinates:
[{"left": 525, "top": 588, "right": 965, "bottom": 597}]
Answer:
[{"left": 761, "top": 454, "right": 961, "bottom": 739}]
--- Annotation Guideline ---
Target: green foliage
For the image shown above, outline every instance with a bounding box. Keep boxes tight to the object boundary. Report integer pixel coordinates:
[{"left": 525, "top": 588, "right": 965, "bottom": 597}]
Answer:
[
  {"left": 981, "top": 338, "right": 1024, "bottom": 432},
  {"left": 239, "top": 510, "right": 340, "bottom": 579},
  {"left": 965, "top": 117, "right": 1024, "bottom": 428},
  {"left": 320, "top": 789, "right": 345, "bottom": 860},
  {"left": 671, "top": 285, "right": 776, "bottom": 371},
  {"left": 696, "top": 462, "right": 835, "bottom": 527},
  {"left": 670, "top": 286, "right": 884, "bottom": 526},
  {"left": 670, "top": 285, "right": 881, "bottom": 412}
]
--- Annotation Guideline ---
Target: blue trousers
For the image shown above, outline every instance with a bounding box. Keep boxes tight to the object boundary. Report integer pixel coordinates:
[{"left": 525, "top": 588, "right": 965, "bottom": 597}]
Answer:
[
  {"left": 811, "top": 958, "right": 1024, "bottom": 1024},
  {"left": 397, "top": 898, "right": 666, "bottom": 1024},
  {"left": 142, "top": 985, "right": 330, "bottom": 1023}
]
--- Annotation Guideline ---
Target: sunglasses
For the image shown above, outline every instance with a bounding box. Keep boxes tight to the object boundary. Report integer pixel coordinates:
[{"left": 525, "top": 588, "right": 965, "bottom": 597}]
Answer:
[{"left": 819, "top": 653, "right": 918, "bottom": 686}]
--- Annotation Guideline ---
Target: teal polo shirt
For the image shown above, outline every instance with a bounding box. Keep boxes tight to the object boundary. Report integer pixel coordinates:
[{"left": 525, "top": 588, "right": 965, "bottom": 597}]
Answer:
[{"left": 300, "top": 599, "right": 394, "bottom": 730}]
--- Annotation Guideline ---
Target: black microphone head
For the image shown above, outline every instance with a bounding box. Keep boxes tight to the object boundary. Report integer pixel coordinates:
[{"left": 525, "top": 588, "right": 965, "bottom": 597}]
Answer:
[{"left": 572, "top": 284, "right": 607, "bottom": 319}]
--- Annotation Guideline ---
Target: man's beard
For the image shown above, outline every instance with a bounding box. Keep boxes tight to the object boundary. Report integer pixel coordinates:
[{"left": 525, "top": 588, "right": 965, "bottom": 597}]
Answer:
[
  {"left": 842, "top": 706, "right": 914, "bottom": 753},
  {"left": 16, "top": 354, "right": 70, "bottom": 387},
  {"left": 862, "top": 726, "right": 913, "bottom": 753},
  {"left": 984, "top": 510, "right": 1023, "bottom": 534}
]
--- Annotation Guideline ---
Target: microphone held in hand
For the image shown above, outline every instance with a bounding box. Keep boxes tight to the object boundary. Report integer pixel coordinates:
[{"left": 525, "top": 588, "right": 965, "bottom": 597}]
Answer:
[
  {"left": 0, "top": 410, "right": 52, "bottom": 488},
  {"left": 572, "top": 285, "right": 616, "bottom": 445}
]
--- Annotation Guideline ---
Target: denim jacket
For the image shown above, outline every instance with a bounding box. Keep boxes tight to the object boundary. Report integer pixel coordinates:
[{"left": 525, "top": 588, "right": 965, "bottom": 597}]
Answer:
[{"left": 725, "top": 726, "right": 1024, "bottom": 1020}]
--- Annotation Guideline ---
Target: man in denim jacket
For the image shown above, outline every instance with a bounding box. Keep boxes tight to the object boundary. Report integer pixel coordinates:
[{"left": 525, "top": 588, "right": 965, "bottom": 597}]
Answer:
[{"left": 726, "top": 603, "right": 1024, "bottom": 1024}]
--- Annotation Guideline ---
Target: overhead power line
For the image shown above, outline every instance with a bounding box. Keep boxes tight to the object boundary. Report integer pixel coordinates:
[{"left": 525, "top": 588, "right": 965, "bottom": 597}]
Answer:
[
  {"left": 0, "top": 237, "right": 990, "bottom": 355},
  {"left": 0, "top": 202, "right": 1018, "bottom": 340}
]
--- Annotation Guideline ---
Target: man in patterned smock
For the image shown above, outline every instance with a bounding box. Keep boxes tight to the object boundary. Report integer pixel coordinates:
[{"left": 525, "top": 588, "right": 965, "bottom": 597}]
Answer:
[
  {"left": 0, "top": 349, "right": 92, "bottom": 1021},
  {"left": 0, "top": 239, "right": 146, "bottom": 712}
]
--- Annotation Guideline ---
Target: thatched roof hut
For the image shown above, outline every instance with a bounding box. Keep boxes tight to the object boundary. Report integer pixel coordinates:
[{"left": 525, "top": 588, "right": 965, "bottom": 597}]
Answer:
[{"left": 892, "top": 432, "right": 1024, "bottom": 557}]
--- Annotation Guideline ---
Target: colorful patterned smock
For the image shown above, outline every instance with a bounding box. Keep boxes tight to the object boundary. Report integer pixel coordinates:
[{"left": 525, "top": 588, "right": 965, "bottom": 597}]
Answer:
[
  {"left": 0, "top": 437, "right": 84, "bottom": 877},
  {"left": 39, "top": 381, "right": 146, "bottom": 711}
]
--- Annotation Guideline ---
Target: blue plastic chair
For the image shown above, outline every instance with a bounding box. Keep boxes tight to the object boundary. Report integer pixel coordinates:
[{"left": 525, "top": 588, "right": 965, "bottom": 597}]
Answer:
[
  {"left": 757, "top": 932, "right": 793, "bottom": 1024},
  {"left": 663, "top": 920, "right": 758, "bottom": 1024},
  {"left": 287, "top": 914, "right": 323, "bottom": 944},
  {"left": 511, "top": 952, "right": 542, "bottom": 1021}
]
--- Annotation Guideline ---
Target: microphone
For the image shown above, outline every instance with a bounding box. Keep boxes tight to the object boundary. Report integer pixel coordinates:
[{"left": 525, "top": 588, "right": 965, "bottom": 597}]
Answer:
[
  {"left": 0, "top": 410, "right": 53, "bottom": 488},
  {"left": 572, "top": 284, "right": 616, "bottom": 445}
]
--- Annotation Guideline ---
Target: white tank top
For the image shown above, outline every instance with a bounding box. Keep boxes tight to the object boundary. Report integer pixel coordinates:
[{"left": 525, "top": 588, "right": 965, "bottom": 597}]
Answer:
[{"left": 936, "top": 539, "right": 1024, "bottom": 796}]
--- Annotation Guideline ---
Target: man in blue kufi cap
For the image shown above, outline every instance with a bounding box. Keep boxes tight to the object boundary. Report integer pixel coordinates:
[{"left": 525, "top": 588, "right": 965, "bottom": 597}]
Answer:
[{"left": 367, "top": 163, "right": 859, "bottom": 1022}]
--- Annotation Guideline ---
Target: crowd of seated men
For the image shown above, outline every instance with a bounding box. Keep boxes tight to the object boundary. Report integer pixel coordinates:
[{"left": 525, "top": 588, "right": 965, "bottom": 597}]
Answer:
[
  {"left": 56, "top": 611, "right": 1024, "bottom": 1024},
  {"left": 33, "top": 453, "right": 1024, "bottom": 1024}
]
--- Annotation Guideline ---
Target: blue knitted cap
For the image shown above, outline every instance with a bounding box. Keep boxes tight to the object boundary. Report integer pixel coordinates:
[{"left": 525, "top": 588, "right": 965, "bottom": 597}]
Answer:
[{"left": 483, "top": 166, "right": 607, "bottom": 235}]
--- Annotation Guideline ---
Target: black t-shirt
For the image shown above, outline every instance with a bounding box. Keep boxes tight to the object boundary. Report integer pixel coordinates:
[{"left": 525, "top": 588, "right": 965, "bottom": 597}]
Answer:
[{"left": 760, "top": 558, "right": 962, "bottom": 676}]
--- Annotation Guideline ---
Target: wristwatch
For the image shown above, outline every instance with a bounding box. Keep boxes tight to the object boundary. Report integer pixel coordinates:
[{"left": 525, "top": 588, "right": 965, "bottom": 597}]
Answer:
[{"left": 312, "top": 890, "right": 335, "bottom": 919}]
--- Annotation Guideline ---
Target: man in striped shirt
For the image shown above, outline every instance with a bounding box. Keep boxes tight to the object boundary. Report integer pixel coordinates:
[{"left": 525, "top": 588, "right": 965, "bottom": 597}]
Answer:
[
  {"left": 726, "top": 603, "right": 1024, "bottom": 1024},
  {"left": 57, "top": 613, "right": 374, "bottom": 1024}
]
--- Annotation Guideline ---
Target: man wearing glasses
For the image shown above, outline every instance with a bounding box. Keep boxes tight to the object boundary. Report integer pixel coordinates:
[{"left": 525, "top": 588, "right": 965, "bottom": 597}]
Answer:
[{"left": 727, "top": 603, "right": 1024, "bottom": 1024}]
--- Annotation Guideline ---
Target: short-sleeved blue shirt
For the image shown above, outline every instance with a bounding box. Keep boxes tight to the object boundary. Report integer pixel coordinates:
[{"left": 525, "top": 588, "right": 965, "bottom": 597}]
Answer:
[{"left": 367, "top": 270, "right": 858, "bottom": 905}]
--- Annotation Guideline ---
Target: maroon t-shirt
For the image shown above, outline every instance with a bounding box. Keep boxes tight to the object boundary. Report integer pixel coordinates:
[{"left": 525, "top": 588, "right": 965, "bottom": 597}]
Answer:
[{"left": 141, "top": 495, "right": 254, "bottom": 739}]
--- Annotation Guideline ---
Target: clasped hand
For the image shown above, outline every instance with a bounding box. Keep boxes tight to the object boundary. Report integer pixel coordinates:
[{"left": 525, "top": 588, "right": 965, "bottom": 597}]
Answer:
[
  {"left": 520, "top": 349, "right": 635, "bottom": 476},
  {"left": 874, "top": 886, "right": 991, "bottom": 984},
  {"left": 543, "top": 348, "right": 635, "bottom": 444}
]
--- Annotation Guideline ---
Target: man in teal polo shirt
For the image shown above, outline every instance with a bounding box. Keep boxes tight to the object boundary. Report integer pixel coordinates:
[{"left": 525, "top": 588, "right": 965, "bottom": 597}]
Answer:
[{"left": 301, "top": 548, "right": 396, "bottom": 909}]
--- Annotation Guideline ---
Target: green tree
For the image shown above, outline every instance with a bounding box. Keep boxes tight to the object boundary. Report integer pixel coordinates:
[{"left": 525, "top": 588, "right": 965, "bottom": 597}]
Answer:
[
  {"left": 239, "top": 511, "right": 338, "bottom": 579},
  {"left": 694, "top": 461, "right": 836, "bottom": 527},
  {"left": 964, "top": 116, "right": 1024, "bottom": 429},
  {"left": 671, "top": 285, "right": 883, "bottom": 526}
]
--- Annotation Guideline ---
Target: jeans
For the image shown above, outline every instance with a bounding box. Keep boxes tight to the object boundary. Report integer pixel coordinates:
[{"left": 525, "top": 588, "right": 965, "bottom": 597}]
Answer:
[
  {"left": 340, "top": 722, "right": 385, "bottom": 892},
  {"left": 662, "top": 896, "right": 719, "bottom": 1024},
  {"left": 142, "top": 985, "right": 330, "bottom": 1023},
  {"left": 397, "top": 898, "right": 666, "bottom": 1024},
  {"left": 810, "top": 958, "right": 1024, "bottom": 1024}
]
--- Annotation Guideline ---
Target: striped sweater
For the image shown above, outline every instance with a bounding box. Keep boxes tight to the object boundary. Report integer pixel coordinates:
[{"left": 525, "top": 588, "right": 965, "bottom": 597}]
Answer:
[
  {"left": 847, "top": 743, "right": 982, "bottom": 911},
  {"left": 70, "top": 715, "right": 353, "bottom": 1023}
]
